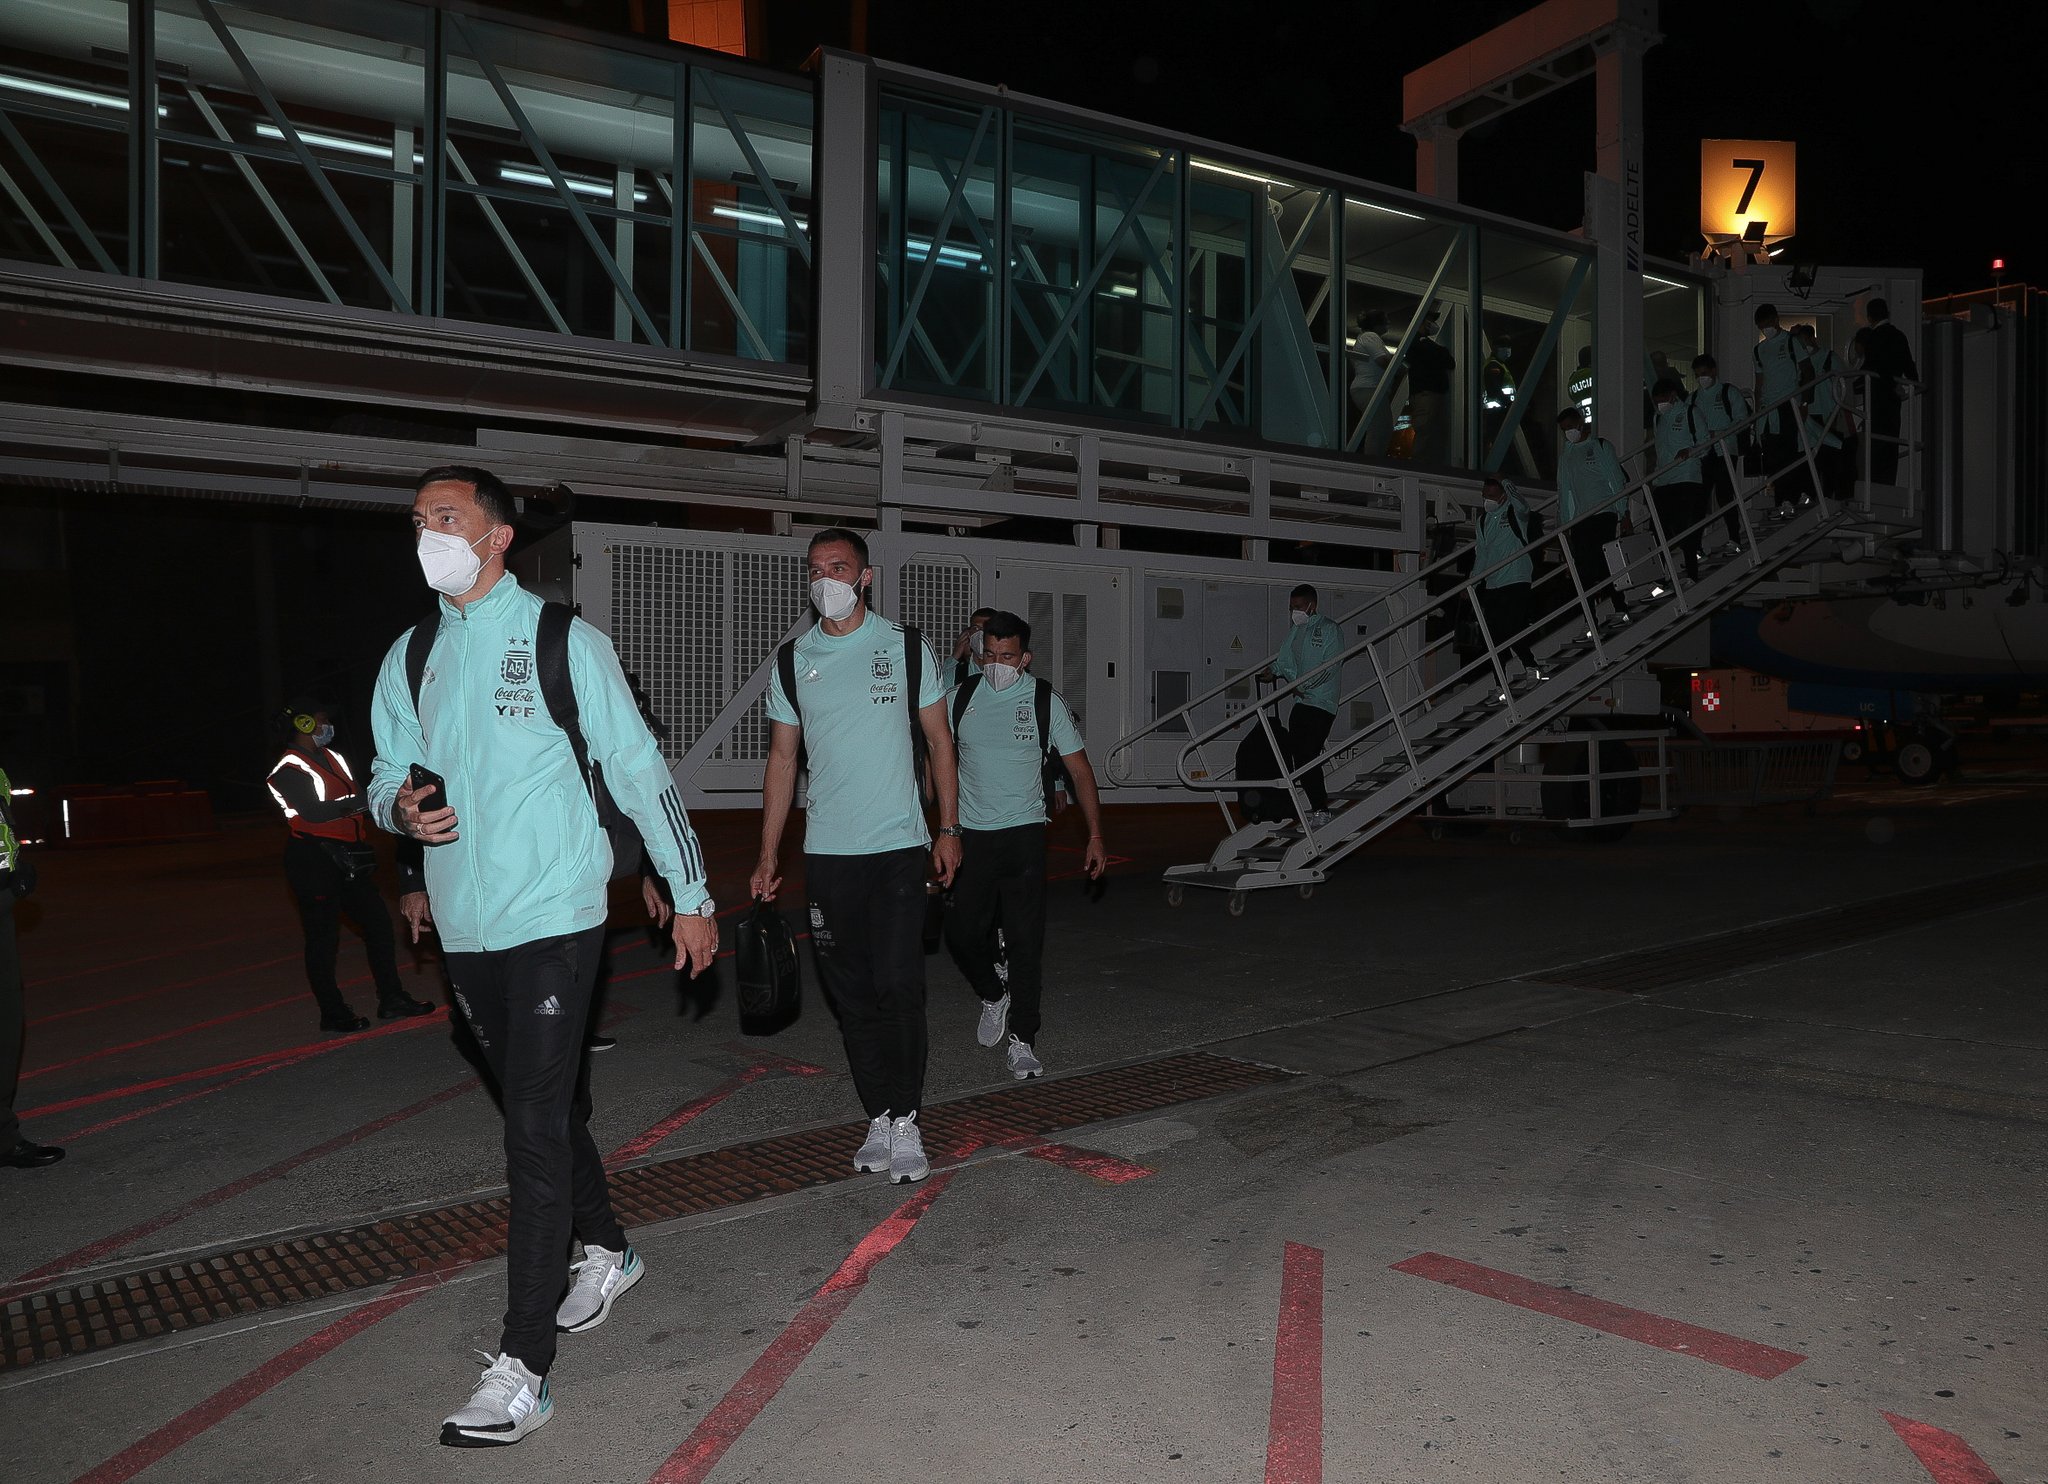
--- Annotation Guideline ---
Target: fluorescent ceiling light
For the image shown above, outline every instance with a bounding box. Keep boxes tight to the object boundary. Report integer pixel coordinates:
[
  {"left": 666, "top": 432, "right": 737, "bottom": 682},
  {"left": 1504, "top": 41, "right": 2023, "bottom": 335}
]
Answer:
[
  {"left": 1354, "top": 200, "right": 1424, "bottom": 221},
  {"left": 1193, "top": 159, "right": 1278, "bottom": 187},
  {"left": 255, "top": 123, "right": 395, "bottom": 161},
  {"left": 711, "top": 202, "right": 807, "bottom": 230},
  {"left": 0, "top": 74, "right": 127, "bottom": 110},
  {"left": 500, "top": 165, "right": 647, "bottom": 204}
]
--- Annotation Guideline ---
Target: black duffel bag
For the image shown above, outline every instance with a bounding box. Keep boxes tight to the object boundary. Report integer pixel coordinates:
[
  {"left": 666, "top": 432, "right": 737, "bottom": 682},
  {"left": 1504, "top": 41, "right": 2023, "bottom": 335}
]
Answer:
[{"left": 734, "top": 897, "right": 800, "bottom": 1029}]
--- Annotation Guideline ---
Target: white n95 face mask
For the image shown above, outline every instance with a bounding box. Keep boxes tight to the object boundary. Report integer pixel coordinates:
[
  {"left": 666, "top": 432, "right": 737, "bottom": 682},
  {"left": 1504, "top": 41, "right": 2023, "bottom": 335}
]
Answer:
[
  {"left": 1696, "top": 373, "right": 1715, "bottom": 388},
  {"left": 417, "top": 526, "right": 497, "bottom": 597},
  {"left": 1289, "top": 610, "right": 1310, "bottom": 627},
  {"left": 809, "top": 576, "right": 860, "bottom": 621},
  {"left": 311, "top": 723, "right": 336, "bottom": 747},
  {"left": 1564, "top": 427, "right": 1586, "bottom": 444},
  {"left": 982, "top": 661, "right": 1023, "bottom": 691},
  {"left": 968, "top": 627, "right": 986, "bottom": 657}
]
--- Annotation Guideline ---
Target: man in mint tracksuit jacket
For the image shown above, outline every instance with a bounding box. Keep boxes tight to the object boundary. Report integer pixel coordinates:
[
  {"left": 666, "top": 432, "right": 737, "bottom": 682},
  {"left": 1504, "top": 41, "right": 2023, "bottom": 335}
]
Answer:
[
  {"left": 1553, "top": 405, "right": 1633, "bottom": 625},
  {"left": 1263, "top": 584, "right": 1344, "bottom": 819},
  {"left": 1471, "top": 476, "right": 1540, "bottom": 680},
  {"left": 370, "top": 466, "right": 717, "bottom": 1449}
]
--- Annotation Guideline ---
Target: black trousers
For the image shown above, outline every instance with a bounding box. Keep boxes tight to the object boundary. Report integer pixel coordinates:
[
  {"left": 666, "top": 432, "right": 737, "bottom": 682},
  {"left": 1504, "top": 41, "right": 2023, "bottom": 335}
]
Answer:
[
  {"left": 1649, "top": 481, "right": 1706, "bottom": 579},
  {"left": 946, "top": 824, "right": 1047, "bottom": 1044},
  {"left": 807, "top": 847, "right": 929, "bottom": 1119},
  {"left": 1565, "top": 511, "right": 1629, "bottom": 620},
  {"left": 1475, "top": 582, "right": 1537, "bottom": 669},
  {"left": 446, "top": 926, "right": 620, "bottom": 1375},
  {"left": 1761, "top": 422, "right": 1803, "bottom": 502},
  {"left": 1, "top": 901, "right": 23, "bottom": 1150},
  {"left": 1701, "top": 452, "right": 1743, "bottom": 545},
  {"left": 1285, "top": 703, "right": 1337, "bottom": 812},
  {"left": 281, "top": 836, "right": 405, "bottom": 1018},
  {"left": 1870, "top": 391, "right": 1901, "bottom": 484}
]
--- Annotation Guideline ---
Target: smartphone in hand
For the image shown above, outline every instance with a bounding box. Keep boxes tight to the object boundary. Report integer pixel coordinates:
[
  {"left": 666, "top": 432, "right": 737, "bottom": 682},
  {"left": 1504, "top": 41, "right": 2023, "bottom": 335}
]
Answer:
[{"left": 407, "top": 762, "right": 451, "bottom": 826}]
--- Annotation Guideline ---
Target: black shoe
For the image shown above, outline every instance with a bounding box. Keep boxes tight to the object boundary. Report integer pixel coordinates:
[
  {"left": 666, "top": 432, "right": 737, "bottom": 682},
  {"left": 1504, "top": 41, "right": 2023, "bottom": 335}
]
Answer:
[
  {"left": 586, "top": 1034, "right": 617, "bottom": 1052},
  {"left": 4, "top": 1139, "right": 65, "bottom": 1169},
  {"left": 320, "top": 1010, "right": 371, "bottom": 1034},
  {"left": 378, "top": 993, "right": 436, "bottom": 1020}
]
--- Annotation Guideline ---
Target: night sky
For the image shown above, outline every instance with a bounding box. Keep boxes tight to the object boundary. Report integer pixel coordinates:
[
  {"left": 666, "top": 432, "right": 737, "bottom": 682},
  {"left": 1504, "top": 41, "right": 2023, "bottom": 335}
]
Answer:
[{"left": 845, "top": 0, "right": 2026, "bottom": 298}]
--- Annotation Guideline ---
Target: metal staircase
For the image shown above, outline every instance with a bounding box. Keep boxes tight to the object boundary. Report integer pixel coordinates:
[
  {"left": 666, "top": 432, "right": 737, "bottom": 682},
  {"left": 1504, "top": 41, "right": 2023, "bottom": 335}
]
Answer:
[{"left": 1109, "top": 375, "right": 1913, "bottom": 909}]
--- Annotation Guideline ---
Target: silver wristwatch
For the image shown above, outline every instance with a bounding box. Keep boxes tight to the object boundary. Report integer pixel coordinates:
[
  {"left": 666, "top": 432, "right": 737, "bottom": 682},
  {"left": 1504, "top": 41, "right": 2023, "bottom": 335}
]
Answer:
[{"left": 693, "top": 897, "right": 717, "bottom": 918}]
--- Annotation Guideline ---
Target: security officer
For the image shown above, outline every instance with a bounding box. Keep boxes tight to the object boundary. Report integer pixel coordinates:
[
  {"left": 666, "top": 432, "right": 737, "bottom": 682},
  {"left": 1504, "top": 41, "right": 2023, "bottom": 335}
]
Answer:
[
  {"left": 1, "top": 761, "right": 63, "bottom": 1169},
  {"left": 1405, "top": 306, "right": 1456, "bottom": 465},
  {"left": 944, "top": 610, "right": 1106, "bottom": 1080},
  {"left": 266, "top": 699, "right": 433, "bottom": 1032},
  {"left": 1567, "top": 346, "right": 1595, "bottom": 424},
  {"left": 1554, "top": 406, "right": 1633, "bottom": 627}
]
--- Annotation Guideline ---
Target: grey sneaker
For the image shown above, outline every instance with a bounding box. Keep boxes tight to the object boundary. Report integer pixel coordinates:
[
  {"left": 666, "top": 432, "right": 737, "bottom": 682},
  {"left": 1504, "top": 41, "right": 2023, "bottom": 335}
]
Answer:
[
  {"left": 854, "top": 1113, "right": 893, "bottom": 1173},
  {"left": 1006, "top": 1035, "right": 1043, "bottom": 1080},
  {"left": 555, "top": 1243, "right": 643, "bottom": 1333},
  {"left": 888, "top": 1113, "right": 929, "bottom": 1184},
  {"left": 440, "top": 1352, "right": 550, "bottom": 1448},
  {"left": 1306, "top": 809, "right": 1333, "bottom": 829},
  {"left": 976, "top": 993, "right": 1011, "bottom": 1048}
]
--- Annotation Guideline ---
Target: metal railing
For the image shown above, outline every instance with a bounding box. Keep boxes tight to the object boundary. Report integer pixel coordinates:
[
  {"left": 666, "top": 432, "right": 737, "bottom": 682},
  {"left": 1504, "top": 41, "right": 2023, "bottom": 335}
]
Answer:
[{"left": 1110, "top": 370, "right": 1892, "bottom": 835}]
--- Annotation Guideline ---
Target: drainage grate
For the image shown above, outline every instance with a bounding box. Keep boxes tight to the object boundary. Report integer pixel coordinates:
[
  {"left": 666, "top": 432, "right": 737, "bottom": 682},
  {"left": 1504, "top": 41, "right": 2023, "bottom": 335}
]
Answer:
[
  {"left": 1529, "top": 862, "right": 2048, "bottom": 994},
  {"left": 3, "top": 1051, "right": 1289, "bottom": 1373}
]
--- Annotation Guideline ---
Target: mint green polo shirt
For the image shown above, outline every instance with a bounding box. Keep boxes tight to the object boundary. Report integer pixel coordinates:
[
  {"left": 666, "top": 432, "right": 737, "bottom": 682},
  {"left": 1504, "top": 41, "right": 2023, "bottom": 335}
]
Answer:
[
  {"left": 766, "top": 610, "right": 943, "bottom": 856},
  {"left": 952, "top": 677, "right": 1087, "bottom": 831}
]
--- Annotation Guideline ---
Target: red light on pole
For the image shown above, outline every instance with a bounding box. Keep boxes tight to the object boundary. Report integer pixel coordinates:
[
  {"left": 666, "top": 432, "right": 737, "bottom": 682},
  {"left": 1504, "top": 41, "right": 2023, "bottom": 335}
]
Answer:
[{"left": 1992, "top": 257, "right": 2006, "bottom": 272}]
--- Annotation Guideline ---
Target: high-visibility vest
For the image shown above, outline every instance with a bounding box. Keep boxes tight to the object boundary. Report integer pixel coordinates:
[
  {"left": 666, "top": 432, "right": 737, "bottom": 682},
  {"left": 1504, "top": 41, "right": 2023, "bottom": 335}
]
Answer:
[{"left": 266, "top": 745, "right": 366, "bottom": 842}]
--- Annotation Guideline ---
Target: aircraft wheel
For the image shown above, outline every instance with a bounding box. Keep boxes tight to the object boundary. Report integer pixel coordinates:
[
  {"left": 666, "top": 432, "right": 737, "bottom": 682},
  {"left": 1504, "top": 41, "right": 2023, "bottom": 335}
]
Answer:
[
  {"left": 1895, "top": 739, "right": 1940, "bottom": 787},
  {"left": 1227, "top": 891, "right": 1247, "bottom": 917},
  {"left": 1297, "top": 884, "right": 1315, "bottom": 900},
  {"left": 1166, "top": 884, "right": 1185, "bottom": 908}
]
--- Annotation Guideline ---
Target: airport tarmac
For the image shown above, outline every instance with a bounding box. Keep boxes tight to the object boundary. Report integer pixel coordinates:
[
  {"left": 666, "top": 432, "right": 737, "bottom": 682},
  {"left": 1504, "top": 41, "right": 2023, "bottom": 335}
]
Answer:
[{"left": 2, "top": 765, "right": 2042, "bottom": 1484}]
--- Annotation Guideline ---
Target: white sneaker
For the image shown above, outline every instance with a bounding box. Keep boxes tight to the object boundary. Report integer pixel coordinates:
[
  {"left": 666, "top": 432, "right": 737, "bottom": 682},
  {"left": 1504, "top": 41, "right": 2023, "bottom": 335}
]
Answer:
[
  {"left": 1006, "top": 1035, "right": 1043, "bottom": 1080},
  {"left": 888, "top": 1113, "right": 929, "bottom": 1183},
  {"left": 1307, "top": 809, "right": 1333, "bottom": 829},
  {"left": 1772, "top": 502, "right": 1796, "bottom": 521},
  {"left": 555, "top": 1243, "right": 643, "bottom": 1333},
  {"left": 854, "top": 1113, "right": 893, "bottom": 1173},
  {"left": 440, "top": 1352, "right": 550, "bottom": 1448},
  {"left": 976, "top": 993, "right": 1011, "bottom": 1048},
  {"left": 1721, "top": 541, "right": 1743, "bottom": 557}
]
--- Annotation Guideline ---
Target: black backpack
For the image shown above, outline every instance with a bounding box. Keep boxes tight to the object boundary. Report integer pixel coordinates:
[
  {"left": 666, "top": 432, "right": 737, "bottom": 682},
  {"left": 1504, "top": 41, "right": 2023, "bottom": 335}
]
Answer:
[
  {"left": 734, "top": 898, "right": 801, "bottom": 1029},
  {"left": 405, "top": 601, "right": 643, "bottom": 880},
  {"left": 776, "top": 621, "right": 932, "bottom": 803},
  {"left": 950, "top": 673, "right": 1074, "bottom": 815}
]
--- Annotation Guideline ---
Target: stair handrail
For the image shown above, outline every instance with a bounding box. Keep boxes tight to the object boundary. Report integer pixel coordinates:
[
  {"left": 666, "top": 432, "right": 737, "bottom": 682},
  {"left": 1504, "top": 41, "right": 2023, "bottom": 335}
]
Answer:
[
  {"left": 1103, "top": 421, "right": 1668, "bottom": 784},
  {"left": 1160, "top": 377, "right": 1852, "bottom": 797}
]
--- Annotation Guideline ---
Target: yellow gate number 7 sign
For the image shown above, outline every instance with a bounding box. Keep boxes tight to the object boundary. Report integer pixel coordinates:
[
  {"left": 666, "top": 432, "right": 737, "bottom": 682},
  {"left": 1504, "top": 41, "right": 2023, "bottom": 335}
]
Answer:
[{"left": 1700, "top": 139, "right": 1796, "bottom": 244}]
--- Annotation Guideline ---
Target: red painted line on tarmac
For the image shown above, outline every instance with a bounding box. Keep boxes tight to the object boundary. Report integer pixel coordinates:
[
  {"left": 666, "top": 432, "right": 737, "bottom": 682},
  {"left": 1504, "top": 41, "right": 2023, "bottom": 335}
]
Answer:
[
  {"left": 56, "top": 1050, "right": 338, "bottom": 1142},
  {"left": 647, "top": 1175, "right": 954, "bottom": 1484},
  {"left": 9, "top": 1076, "right": 481, "bottom": 1294},
  {"left": 27, "top": 933, "right": 271, "bottom": 988},
  {"left": 22, "top": 995, "right": 303, "bottom": 1080},
  {"left": 608, "top": 1067, "right": 769, "bottom": 1165},
  {"left": 1265, "top": 1242, "right": 1324, "bottom": 1484},
  {"left": 1883, "top": 1413, "right": 2005, "bottom": 1484},
  {"left": 18, "top": 1009, "right": 450, "bottom": 1122},
  {"left": 66, "top": 1254, "right": 487, "bottom": 1484},
  {"left": 1390, "top": 1252, "right": 1807, "bottom": 1380},
  {"left": 720, "top": 1043, "right": 828, "bottom": 1077},
  {"left": 1022, "top": 1142, "right": 1154, "bottom": 1183},
  {"left": 30, "top": 954, "right": 302, "bottom": 1026}
]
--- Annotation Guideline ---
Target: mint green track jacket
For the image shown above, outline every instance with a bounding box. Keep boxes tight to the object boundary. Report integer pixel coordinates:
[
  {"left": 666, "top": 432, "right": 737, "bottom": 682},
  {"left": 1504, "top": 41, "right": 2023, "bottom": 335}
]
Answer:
[{"left": 368, "top": 575, "right": 709, "bottom": 953}]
